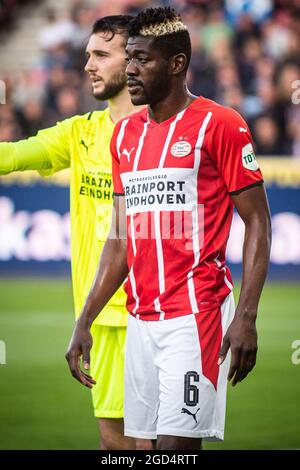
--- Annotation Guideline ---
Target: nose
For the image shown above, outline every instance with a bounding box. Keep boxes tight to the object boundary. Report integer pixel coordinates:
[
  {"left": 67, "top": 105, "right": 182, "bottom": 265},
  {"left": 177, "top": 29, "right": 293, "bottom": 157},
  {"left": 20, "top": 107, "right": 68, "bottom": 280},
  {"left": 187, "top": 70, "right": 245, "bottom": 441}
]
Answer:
[
  {"left": 126, "top": 59, "right": 138, "bottom": 77},
  {"left": 85, "top": 56, "right": 97, "bottom": 73}
]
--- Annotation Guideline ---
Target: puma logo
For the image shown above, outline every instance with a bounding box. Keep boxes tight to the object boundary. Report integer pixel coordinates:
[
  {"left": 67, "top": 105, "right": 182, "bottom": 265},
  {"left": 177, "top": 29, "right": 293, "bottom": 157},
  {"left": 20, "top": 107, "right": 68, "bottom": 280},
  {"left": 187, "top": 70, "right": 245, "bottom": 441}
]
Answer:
[
  {"left": 239, "top": 127, "right": 247, "bottom": 133},
  {"left": 80, "top": 139, "right": 94, "bottom": 153},
  {"left": 181, "top": 407, "right": 200, "bottom": 424},
  {"left": 122, "top": 147, "right": 135, "bottom": 162}
]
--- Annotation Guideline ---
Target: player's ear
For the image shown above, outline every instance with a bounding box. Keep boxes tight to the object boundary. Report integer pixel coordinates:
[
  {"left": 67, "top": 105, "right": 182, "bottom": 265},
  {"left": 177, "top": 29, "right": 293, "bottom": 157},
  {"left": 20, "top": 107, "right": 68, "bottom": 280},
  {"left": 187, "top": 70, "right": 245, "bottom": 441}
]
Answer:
[{"left": 171, "top": 53, "right": 187, "bottom": 75}]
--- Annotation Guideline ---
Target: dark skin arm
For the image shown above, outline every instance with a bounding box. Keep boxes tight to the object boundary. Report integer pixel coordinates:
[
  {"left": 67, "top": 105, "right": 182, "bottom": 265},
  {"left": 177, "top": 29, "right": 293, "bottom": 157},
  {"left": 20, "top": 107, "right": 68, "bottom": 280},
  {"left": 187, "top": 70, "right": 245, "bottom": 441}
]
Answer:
[
  {"left": 65, "top": 196, "right": 128, "bottom": 388},
  {"left": 218, "top": 183, "right": 272, "bottom": 386}
]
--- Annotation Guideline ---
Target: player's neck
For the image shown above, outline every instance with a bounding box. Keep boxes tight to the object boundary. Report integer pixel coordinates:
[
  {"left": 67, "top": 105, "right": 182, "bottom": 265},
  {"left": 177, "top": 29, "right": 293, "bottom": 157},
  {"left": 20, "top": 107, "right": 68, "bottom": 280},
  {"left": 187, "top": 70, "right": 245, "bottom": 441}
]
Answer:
[
  {"left": 108, "top": 87, "right": 142, "bottom": 123},
  {"left": 148, "top": 83, "right": 196, "bottom": 124}
]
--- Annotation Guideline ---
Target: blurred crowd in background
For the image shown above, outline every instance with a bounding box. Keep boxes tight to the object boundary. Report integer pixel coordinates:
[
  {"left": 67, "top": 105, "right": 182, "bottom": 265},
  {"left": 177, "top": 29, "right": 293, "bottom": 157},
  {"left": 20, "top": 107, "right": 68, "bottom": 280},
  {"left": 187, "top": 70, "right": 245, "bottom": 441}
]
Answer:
[
  {"left": 0, "top": 0, "right": 36, "bottom": 29},
  {"left": 0, "top": 0, "right": 300, "bottom": 157}
]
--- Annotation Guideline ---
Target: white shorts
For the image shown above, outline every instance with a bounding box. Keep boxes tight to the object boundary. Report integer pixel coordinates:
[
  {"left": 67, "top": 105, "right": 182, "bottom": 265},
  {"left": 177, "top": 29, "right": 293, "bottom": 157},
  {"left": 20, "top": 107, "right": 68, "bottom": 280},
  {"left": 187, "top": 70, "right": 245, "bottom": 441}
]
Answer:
[{"left": 124, "top": 292, "right": 235, "bottom": 441}]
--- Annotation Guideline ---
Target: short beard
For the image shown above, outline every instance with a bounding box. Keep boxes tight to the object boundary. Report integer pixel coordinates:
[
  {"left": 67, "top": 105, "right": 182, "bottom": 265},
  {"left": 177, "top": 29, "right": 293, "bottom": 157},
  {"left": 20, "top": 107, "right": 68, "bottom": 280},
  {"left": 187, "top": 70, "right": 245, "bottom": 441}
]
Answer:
[
  {"left": 93, "top": 70, "right": 127, "bottom": 101},
  {"left": 144, "top": 64, "right": 171, "bottom": 106}
]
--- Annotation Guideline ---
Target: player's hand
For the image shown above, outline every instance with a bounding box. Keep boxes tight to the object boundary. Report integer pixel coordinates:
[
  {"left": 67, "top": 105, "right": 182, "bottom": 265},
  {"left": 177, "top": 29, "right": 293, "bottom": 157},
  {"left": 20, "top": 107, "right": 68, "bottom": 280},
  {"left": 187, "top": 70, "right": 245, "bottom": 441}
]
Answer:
[
  {"left": 65, "top": 320, "right": 96, "bottom": 389},
  {"left": 218, "top": 314, "right": 258, "bottom": 386}
]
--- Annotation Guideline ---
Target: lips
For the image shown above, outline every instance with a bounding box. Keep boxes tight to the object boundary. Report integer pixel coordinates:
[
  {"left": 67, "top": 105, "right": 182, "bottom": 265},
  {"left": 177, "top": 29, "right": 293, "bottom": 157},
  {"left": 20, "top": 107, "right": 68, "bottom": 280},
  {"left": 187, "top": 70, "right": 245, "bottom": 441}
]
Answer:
[
  {"left": 90, "top": 76, "right": 102, "bottom": 84},
  {"left": 127, "top": 81, "right": 143, "bottom": 94}
]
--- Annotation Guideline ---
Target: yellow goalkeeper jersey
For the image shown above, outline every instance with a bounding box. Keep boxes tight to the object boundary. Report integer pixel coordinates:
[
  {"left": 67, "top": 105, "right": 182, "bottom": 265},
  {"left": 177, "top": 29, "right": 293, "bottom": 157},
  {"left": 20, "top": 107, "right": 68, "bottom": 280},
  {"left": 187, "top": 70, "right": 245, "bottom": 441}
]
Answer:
[{"left": 0, "top": 109, "right": 127, "bottom": 326}]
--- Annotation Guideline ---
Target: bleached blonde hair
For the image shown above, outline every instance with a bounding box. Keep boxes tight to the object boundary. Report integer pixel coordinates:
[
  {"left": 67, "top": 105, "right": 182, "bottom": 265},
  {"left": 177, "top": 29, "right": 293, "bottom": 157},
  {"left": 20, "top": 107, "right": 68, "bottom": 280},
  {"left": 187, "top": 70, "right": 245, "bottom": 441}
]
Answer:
[
  {"left": 129, "top": 7, "right": 188, "bottom": 38},
  {"left": 128, "top": 7, "right": 191, "bottom": 73},
  {"left": 140, "top": 16, "right": 188, "bottom": 37}
]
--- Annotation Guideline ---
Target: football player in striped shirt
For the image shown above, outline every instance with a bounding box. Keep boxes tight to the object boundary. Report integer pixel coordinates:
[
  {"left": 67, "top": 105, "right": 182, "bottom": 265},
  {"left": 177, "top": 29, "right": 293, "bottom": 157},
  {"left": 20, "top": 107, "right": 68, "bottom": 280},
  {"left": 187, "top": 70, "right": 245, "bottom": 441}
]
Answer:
[
  {"left": 0, "top": 16, "right": 152, "bottom": 451},
  {"left": 66, "top": 7, "right": 271, "bottom": 450}
]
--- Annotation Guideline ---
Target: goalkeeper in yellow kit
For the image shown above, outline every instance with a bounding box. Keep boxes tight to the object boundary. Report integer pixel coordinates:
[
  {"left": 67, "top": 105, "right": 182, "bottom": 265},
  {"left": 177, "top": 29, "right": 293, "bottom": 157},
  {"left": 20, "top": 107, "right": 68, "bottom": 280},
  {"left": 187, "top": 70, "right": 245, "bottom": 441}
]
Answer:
[{"left": 0, "top": 16, "right": 150, "bottom": 451}]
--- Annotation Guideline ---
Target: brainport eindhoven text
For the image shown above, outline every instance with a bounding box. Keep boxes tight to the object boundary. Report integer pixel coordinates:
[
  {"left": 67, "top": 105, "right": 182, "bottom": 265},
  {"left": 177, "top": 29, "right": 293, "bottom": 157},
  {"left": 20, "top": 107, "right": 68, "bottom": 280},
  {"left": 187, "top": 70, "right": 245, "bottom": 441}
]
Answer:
[{"left": 124, "top": 180, "right": 187, "bottom": 210}]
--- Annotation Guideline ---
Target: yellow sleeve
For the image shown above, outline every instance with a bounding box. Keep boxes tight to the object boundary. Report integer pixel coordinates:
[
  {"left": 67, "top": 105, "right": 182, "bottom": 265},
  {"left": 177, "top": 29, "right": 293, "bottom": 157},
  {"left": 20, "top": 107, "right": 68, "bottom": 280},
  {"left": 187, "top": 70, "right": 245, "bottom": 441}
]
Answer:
[
  {"left": 0, "top": 140, "right": 50, "bottom": 175},
  {"left": 0, "top": 116, "right": 76, "bottom": 176}
]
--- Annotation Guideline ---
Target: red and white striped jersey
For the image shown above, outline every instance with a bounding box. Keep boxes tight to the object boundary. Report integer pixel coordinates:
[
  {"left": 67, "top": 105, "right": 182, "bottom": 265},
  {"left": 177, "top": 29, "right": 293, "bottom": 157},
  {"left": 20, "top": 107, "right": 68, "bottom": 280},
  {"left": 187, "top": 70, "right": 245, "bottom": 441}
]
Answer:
[{"left": 111, "top": 96, "right": 263, "bottom": 321}]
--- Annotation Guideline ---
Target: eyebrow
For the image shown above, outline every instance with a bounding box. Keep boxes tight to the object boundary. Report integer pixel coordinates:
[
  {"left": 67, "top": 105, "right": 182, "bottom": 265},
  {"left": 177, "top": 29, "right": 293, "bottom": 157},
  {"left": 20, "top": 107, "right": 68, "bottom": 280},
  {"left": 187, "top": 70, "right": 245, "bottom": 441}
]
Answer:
[
  {"left": 125, "top": 48, "right": 149, "bottom": 55},
  {"left": 85, "top": 49, "right": 110, "bottom": 56}
]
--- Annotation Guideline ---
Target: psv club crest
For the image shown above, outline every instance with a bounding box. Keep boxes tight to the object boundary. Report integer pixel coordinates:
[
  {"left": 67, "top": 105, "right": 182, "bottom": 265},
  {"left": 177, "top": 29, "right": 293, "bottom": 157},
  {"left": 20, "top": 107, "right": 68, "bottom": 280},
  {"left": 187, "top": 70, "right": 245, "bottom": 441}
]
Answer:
[{"left": 171, "top": 140, "right": 192, "bottom": 157}]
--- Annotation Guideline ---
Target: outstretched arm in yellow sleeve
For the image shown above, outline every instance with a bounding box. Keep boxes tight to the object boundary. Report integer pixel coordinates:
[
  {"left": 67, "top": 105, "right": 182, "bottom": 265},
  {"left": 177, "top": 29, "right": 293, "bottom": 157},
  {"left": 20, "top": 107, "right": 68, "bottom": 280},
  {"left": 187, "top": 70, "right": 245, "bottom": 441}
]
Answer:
[{"left": 0, "top": 117, "right": 75, "bottom": 176}]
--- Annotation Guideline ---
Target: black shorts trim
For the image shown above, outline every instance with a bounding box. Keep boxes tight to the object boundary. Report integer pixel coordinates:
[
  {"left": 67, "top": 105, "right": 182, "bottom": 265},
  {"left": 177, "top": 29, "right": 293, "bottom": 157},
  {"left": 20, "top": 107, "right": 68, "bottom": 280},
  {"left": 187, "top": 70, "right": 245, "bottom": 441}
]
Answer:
[
  {"left": 113, "top": 192, "right": 125, "bottom": 197},
  {"left": 229, "top": 180, "right": 264, "bottom": 196}
]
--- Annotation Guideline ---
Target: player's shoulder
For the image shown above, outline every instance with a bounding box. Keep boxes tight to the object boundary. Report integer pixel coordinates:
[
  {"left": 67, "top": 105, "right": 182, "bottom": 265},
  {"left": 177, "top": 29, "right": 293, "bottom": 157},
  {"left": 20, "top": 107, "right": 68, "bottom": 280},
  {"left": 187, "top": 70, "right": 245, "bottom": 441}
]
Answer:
[
  {"left": 192, "top": 96, "right": 247, "bottom": 129},
  {"left": 65, "top": 110, "right": 110, "bottom": 138},
  {"left": 65, "top": 109, "right": 108, "bottom": 123},
  {"left": 116, "top": 107, "right": 148, "bottom": 129},
  {"left": 70, "top": 110, "right": 106, "bottom": 124}
]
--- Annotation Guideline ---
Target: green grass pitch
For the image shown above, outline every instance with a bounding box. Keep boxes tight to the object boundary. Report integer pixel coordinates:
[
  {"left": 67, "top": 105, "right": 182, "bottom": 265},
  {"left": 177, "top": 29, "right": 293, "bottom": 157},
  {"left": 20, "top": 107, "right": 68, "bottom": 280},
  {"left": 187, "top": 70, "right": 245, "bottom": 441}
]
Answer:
[{"left": 0, "top": 279, "right": 299, "bottom": 450}]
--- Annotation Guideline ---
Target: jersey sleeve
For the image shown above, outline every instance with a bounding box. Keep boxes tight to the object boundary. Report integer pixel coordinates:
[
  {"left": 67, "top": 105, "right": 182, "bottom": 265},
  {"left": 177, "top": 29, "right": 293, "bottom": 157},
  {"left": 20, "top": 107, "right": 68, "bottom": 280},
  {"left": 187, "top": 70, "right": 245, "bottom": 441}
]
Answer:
[
  {"left": 35, "top": 117, "right": 74, "bottom": 176},
  {"left": 110, "top": 121, "right": 125, "bottom": 196},
  {"left": 0, "top": 117, "right": 74, "bottom": 176},
  {"left": 207, "top": 107, "right": 263, "bottom": 194},
  {"left": 0, "top": 139, "right": 50, "bottom": 175}
]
